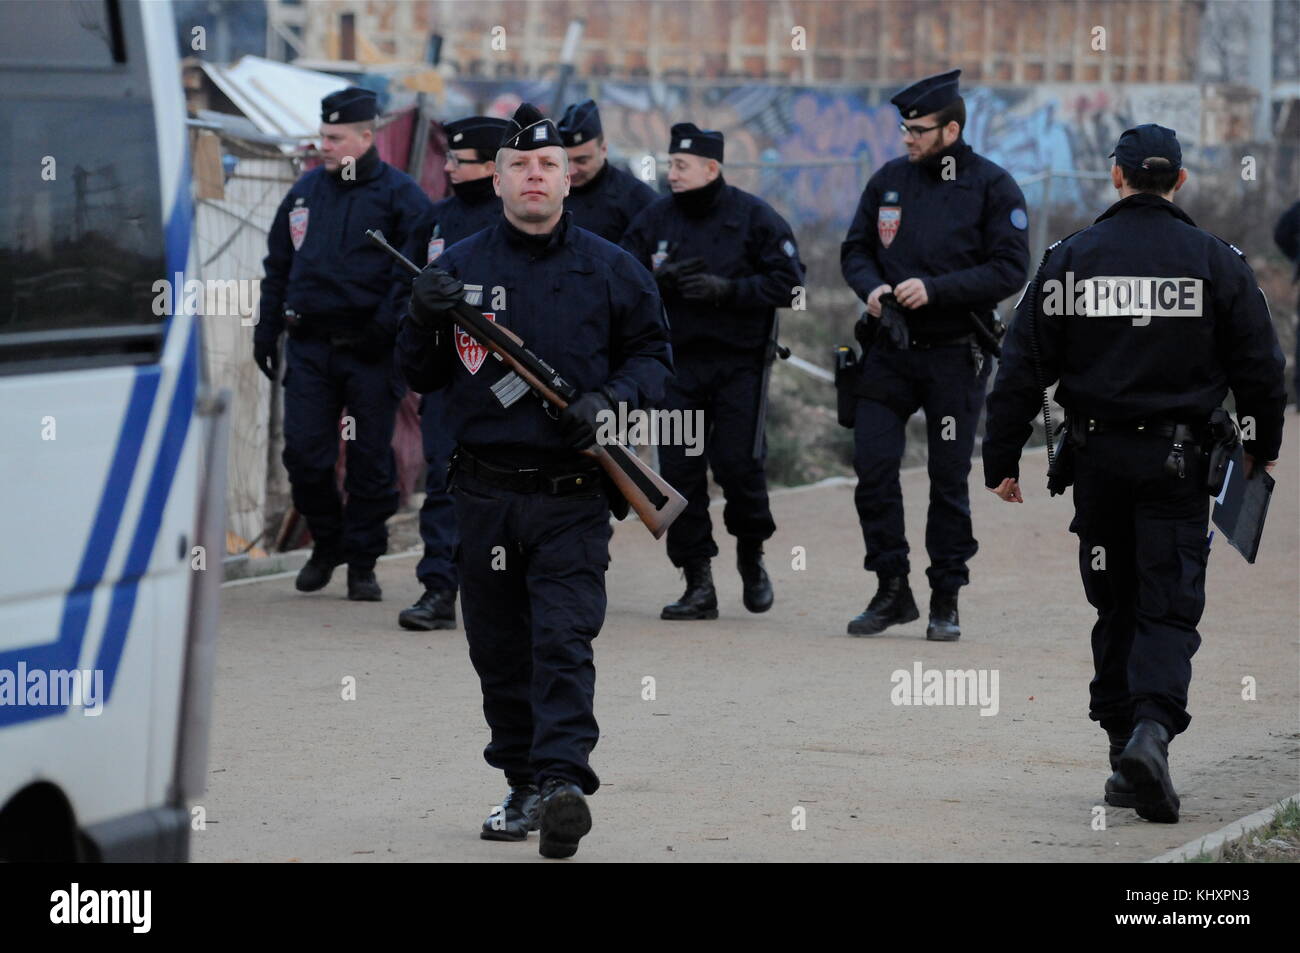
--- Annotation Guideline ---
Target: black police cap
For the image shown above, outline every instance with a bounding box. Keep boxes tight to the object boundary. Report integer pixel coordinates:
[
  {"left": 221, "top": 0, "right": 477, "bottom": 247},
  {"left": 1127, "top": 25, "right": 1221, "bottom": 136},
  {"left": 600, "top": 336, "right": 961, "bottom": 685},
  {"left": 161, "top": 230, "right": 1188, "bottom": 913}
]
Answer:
[
  {"left": 890, "top": 69, "right": 961, "bottom": 121},
  {"left": 499, "top": 102, "right": 564, "bottom": 151},
  {"left": 443, "top": 116, "right": 510, "bottom": 154},
  {"left": 557, "top": 99, "right": 603, "bottom": 146},
  {"left": 669, "top": 122, "right": 724, "bottom": 162},
  {"left": 1109, "top": 123, "right": 1182, "bottom": 172},
  {"left": 321, "top": 86, "right": 378, "bottom": 124}
]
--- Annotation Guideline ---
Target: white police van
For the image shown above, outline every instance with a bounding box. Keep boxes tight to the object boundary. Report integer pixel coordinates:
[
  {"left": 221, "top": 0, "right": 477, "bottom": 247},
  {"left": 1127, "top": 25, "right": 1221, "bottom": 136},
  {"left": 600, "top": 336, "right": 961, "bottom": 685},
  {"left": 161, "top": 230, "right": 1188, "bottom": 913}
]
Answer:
[{"left": 0, "top": 0, "right": 226, "bottom": 861}]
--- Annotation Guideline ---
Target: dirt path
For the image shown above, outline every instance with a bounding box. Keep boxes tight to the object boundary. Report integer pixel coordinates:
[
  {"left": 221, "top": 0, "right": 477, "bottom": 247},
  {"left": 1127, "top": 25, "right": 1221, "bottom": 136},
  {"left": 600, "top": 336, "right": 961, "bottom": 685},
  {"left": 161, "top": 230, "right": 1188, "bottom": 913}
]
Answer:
[{"left": 195, "top": 416, "right": 1299, "bottom": 862}]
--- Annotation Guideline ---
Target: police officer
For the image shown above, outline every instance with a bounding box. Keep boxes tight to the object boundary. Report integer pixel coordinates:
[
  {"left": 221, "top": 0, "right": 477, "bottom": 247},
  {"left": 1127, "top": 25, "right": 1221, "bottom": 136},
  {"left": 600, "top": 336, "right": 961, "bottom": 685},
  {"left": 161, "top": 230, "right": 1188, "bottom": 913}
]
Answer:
[
  {"left": 983, "top": 124, "right": 1286, "bottom": 823},
  {"left": 398, "top": 116, "right": 508, "bottom": 632},
  {"left": 397, "top": 103, "right": 672, "bottom": 858},
  {"left": 557, "top": 98, "right": 658, "bottom": 243},
  {"left": 622, "top": 123, "right": 805, "bottom": 620},
  {"left": 840, "top": 69, "right": 1029, "bottom": 641},
  {"left": 255, "top": 87, "right": 433, "bottom": 601}
]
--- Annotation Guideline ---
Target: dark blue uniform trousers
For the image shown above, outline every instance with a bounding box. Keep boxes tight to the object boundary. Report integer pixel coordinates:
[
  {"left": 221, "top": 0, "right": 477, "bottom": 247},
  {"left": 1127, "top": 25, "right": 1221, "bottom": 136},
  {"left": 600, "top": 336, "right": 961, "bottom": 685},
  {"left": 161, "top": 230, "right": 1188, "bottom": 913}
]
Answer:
[
  {"left": 1070, "top": 432, "right": 1209, "bottom": 738},
  {"left": 281, "top": 335, "right": 402, "bottom": 569},
  {"left": 416, "top": 391, "right": 459, "bottom": 591},
  {"left": 452, "top": 470, "right": 611, "bottom": 795},
  {"left": 660, "top": 357, "right": 776, "bottom": 567},
  {"left": 853, "top": 344, "right": 990, "bottom": 592}
]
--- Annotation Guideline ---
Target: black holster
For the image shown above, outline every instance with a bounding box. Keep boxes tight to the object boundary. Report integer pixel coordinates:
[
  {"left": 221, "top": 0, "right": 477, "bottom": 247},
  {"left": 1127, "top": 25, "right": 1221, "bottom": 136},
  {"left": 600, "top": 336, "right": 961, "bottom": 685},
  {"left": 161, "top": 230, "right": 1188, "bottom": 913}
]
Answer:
[
  {"left": 1047, "top": 417, "right": 1075, "bottom": 496},
  {"left": 602, "top": 471, "right": 631, "bottom": 520},
  {"left": 834, "top": 345, "right": 859, "bottom": 429},
  {"left": 1204, "top": 407, "right": 1240, "bottom": 497}
]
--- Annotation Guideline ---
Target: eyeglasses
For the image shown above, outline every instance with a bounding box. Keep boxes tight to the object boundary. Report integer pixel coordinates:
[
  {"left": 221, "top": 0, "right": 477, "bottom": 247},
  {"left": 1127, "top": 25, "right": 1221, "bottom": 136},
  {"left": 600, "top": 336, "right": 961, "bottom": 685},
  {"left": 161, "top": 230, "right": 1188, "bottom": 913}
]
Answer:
[
  {"left": 899, "top": 121, "right": 942, "bottom": 138},
  {"left": 446, "top": 154, "right": 489, "bottom": 168}
]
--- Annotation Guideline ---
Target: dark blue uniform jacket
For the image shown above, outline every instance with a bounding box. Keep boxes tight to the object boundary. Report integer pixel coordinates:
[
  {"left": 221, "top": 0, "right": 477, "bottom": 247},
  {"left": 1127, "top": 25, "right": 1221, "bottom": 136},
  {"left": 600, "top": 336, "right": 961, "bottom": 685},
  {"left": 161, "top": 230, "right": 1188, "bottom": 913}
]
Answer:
[
  {"left": 257, "top": 147, "right": 432, "bottom": 340},
  {"left": 423, "top": 180, "right": 503, "bottom": 260},
  {"left": 397, "top": 211, "right": 673, "bottom": 458},
  {"left": 984, "top": 192, "right": 1287, "bottom": 483},
  {"left": 841, "top": 139, "right": 1029, "bottom": 339},
  {"left": 622, "top": 178, "right": 805, "bottom": 357},
  {"left": 565, "top": 161, "right": 659, "bottom": 244}
]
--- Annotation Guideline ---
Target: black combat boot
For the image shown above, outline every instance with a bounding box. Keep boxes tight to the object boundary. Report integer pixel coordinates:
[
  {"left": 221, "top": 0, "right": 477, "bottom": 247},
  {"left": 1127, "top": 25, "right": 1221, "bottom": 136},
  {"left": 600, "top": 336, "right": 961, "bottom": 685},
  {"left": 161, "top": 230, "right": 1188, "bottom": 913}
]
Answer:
[
  {"left": 847, "top": 575, "right": 919, "bottom": 636},
  {"left": 398, "top": 588, "right": 457, "bottom": 631},
  {"left": 737, "top": 540, "right": 774, "bottom": 613},
  {"left": 346, "top": 565, "right": 382, "bottom": 602},
  {"left": 1119, "top": 719, "right": 1180, "bottom": 823},
  {"left": 480, "top": 783, "right": 540, "bottom": 842},
  {"left": 295, "top": 548, "right": 341, "bottom": 592},
  {"left": 1104, "top": 729, "right": 1139, "bottom": 809},
  {"left": 925, "top": 589, "right": 961, "bottom": 642},
  {"left": 660, "top": 559, "right": 719, "bottom": 620},
  {"left": 537, "top": 777, "right": 592, "bottom": 859}
]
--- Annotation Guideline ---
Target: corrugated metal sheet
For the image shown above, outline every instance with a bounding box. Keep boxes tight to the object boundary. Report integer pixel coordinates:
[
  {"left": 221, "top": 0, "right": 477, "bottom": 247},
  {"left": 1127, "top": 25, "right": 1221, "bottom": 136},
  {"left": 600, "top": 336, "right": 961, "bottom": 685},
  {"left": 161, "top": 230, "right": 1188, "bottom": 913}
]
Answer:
[{"left": 199, "top": 55, "right": 349, "bottom": 141}]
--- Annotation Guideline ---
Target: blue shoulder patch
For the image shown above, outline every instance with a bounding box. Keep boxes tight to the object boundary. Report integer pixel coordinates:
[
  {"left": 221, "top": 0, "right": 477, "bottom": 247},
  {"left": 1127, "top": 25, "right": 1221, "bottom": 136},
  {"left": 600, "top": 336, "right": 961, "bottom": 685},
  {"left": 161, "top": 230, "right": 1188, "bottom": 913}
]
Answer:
[{"left": 1010, "top": 207, "right": 1028, "bottom": 230}]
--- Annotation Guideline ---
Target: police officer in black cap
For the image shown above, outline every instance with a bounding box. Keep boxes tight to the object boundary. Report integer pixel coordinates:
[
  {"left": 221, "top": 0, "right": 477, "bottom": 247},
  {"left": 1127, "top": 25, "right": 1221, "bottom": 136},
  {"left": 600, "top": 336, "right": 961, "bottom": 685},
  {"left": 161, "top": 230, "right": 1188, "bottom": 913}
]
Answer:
[
  {"left": 398, "top": 116, "right": 509, "bottom": 632},
  {"left": 397, "top": 103, "right": 672, "bottom": 858},
  {"left": 622, "top": 122, "right": 805, "bottom": 620},
  {"left": 256, "top": 86, "right": 434, "bottom": 601},
  {"left": 983, "top": 123, "right": 1286, "bottom": 823},
  {"left": 557, "top": 99, "right": 659, "bottom": 243},
  {"left": 841, "top": 69, "right": 1029, "bottom": 640}
]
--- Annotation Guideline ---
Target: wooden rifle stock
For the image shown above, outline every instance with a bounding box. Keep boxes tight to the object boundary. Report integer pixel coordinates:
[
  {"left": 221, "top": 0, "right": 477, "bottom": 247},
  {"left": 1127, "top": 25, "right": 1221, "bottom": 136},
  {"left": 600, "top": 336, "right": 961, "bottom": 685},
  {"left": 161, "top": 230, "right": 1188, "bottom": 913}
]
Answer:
[{"left": 366, "top": 228, "right": 686, "bottom": 538}]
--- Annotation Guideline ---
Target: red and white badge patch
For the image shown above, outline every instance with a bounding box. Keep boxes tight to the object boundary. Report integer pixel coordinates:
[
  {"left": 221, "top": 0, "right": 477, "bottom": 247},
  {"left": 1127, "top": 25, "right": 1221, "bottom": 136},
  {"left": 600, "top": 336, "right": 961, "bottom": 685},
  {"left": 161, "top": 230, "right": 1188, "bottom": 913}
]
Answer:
[
  {"left": 455, "top": 313, "right": 494, "bottom": 374},
  {"left": 427, "top": 237, "right": 445, "bottom": 263},
  {"left": 289, "top": 207, "right": 309, "bottom": 250},
  {"left": 877, "top": 206, "right": 900, "bottom": 248}
]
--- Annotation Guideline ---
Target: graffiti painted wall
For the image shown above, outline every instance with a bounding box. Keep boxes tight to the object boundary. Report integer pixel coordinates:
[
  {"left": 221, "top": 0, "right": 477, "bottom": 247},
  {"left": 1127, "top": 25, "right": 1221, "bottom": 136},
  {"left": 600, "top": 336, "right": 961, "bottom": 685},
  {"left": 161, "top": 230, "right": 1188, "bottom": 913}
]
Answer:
[{"left": 439, "top": 79, "right": 1224, "bottom": 224}]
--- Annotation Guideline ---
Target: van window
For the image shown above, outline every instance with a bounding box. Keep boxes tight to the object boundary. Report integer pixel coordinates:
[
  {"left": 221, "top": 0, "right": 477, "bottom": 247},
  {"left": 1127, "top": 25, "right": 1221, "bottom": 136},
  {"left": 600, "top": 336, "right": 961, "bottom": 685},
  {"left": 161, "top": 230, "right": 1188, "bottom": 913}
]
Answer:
[
  {"left": 0, "top": 97, "right": 166, "bottom": 373},
  {"left": 0, "top": 1, "right": 124, "bottom": 67}
]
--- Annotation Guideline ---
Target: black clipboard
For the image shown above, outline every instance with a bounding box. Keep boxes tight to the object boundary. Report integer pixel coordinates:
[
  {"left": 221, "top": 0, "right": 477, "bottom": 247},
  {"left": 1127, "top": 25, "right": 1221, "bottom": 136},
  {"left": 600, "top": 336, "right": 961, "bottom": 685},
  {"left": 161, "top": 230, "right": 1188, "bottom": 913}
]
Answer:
[{"left": 1211, "top": 444, "right": 1275, "bottom": 563}]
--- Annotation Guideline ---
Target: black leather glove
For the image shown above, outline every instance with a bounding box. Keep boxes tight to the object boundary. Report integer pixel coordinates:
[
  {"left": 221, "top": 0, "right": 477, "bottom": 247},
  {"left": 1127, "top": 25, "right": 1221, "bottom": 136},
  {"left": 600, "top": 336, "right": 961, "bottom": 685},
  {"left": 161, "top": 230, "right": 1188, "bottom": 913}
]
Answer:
[
  {"left": 557, "top": 391, "right": 612, "bottom": 450},
  {"left": 253, "top": 335, "right": 280, "bottom": 381},
  {"left": 409, "top": 266, "right": 465, "bottom": 332},
  {"left": 678, "top": 272, "right": 734, "bottom": 305},
  {"left": 853, "top": 315, "right": 877, "bottom": 350},
  {"left": 653, "top": 256, "right": 705, "bottom": 296}
]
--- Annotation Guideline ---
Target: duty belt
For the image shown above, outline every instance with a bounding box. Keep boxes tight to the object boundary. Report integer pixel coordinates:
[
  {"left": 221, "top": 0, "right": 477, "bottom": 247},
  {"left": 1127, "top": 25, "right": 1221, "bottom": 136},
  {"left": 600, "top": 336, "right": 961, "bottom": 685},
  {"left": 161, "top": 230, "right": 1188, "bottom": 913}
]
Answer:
[
  {"left": 907, "top": 331, "right": 976, "bottom": 350},
  {"left": 454, "top": 448, "right": 602, "bottom": 496},
  {"left": 284, "top": 309, "right": 368, "bottom": 338},
  {"left": 1078, "top": 418, "right": 1181, "bottom": 439}
]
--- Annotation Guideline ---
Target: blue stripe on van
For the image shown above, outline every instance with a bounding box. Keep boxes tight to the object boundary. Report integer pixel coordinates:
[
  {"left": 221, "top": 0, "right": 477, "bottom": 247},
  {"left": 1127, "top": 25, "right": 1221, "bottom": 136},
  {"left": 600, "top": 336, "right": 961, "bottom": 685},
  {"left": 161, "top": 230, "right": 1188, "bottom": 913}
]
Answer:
[
  {"left": 0, "top": 367, "right": 160, "bottom": 726},
  {"left": 96, "top": 324, "right": 199, "bottom": 698}
]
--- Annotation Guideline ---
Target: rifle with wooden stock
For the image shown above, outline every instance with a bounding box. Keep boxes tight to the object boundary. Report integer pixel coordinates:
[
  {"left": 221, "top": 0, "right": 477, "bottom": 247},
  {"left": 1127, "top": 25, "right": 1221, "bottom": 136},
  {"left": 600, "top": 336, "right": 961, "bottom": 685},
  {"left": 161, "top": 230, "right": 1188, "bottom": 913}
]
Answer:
[{"left": 366, "top": 228, "right": 686, "bottom": 539}]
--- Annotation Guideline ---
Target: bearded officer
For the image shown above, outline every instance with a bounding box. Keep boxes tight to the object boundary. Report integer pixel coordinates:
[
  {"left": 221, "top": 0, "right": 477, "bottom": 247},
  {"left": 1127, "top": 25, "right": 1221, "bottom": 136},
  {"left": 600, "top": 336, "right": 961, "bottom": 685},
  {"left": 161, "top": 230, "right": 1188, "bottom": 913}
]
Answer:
[
  {"left": 255, "top": 87, "right": 433, "bottom": 601},
  {"left": 399, "top": 116, "right": 508, "bottom": 632},
  {"left": 622, "top": 123, "right": 805, "bottom": 621},
  {"left": 397, "top": 103, "right": 672, "bottom": 858},
  {"left": 840, "top": 69, "right": 1029, "bottom": 640},
  {"left": 557, "top": 98, "right": 658, "bottom": 243},
  {"left": 983, "top": 124, "right": 1285, "bottom": 822}
]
